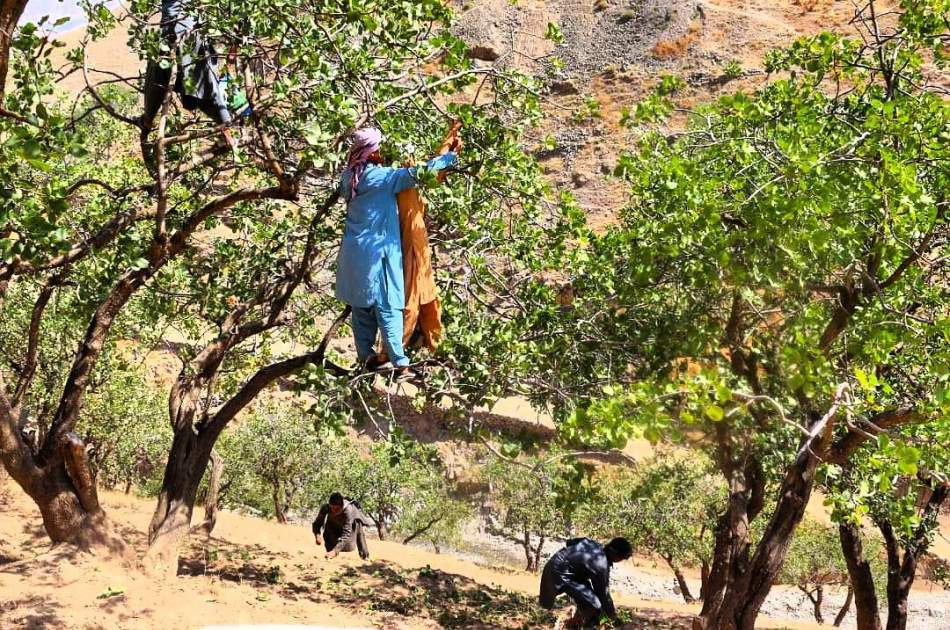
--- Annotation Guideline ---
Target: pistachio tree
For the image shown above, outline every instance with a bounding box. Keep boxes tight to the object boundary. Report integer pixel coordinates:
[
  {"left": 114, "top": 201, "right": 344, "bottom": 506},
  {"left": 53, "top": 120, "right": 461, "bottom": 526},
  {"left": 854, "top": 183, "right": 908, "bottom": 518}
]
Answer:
[
  {"left": 221, "top": 401, "right": 328, "bottom": 524},
  {"left": 0, "top": 0, "right": 558, "bottom": 573},
  {"left": 581, "top": 452, "right": 723, "bottom": 603},
  {"left": 541, "top": 2, "right": 948, "bottom": 628},
  {"left": 779, "top": 518, "right": 885, "bottom": 626},
  {"left": 825, "top": 419, "right": 949, "bottom": 630},
  {"left": 338, "top": 434, "right": 468, "bottom": 546},
  {"left": 484, "top": 454, "right": 594, "bottom": 572}
]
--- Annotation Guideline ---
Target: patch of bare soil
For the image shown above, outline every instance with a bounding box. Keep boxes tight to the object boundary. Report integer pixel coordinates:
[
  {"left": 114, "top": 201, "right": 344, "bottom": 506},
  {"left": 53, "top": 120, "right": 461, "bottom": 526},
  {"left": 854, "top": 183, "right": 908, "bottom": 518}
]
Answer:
[{"left": 1, "top": 475, "right": 841, "bottom": 629}]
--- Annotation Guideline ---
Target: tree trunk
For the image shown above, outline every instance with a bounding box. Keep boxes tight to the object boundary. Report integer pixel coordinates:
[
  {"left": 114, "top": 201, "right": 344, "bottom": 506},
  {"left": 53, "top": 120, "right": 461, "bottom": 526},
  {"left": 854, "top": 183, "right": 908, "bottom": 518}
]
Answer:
[
  {"left": 192, "top": 449, "right": 223, "bottom": 536},
  {"left": 694, "top": 458, "right": 763, "bottom": 630},
  {"left": 534, "top": 535, "right": 545, "bottom": 574},
  {"left": 0, "top": 1, "right": 29, "bottom": 101},
  {"left": 144, "top": 385, "right": 218, "bottom": 576},
  {"left": 665, "top": 555, "right": 697, "bottom": 603},
  {"left": 880, "top": 485, "right": 948, "bottom": 630},
  {"left": 839, "top": 521, "right": 882, "bottom": 630},
  {"left": 0, "top": 420, "right": 129, "bottom": 555},
  {"left": 272, "top": 480, "right": 286, "bottom": 524},
  {"left": 523, "top": 529, "right": 535, "bottom": 571},
  {"left": 802, "top": 586, "right": 825, "bottom": 625},
  {"left": 700, "top": 559, "right": 710, "bottom": 601},
  {"left": 834, "top": 586, "right": 854, "bottom": 627},
  {"left": 697, "top": 411, "right": 830, "bottom": 630},
  {"left": 145, "top": 310, "right": 348, "bottom": 574},
  {"left": 881, "top": 521, "right": 910, "bottom": 630}
]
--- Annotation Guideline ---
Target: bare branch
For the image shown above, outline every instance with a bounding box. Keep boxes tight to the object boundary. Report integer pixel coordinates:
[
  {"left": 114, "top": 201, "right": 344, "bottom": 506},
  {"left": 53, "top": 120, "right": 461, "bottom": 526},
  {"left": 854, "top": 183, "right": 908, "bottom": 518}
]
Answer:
[{"left": 203, "top": 307, "right": 352, "bottom": 437}]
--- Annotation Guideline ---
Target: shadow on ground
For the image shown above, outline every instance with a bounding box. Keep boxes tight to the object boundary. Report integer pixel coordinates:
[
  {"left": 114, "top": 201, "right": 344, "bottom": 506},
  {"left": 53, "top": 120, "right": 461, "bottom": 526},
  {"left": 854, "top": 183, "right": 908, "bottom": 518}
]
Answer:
[
  {"left": 0, "top": 594, "right": 65, "bottom": 629},
  {"left": 177, "top": 533, "right": 693, "bottom": 629}
]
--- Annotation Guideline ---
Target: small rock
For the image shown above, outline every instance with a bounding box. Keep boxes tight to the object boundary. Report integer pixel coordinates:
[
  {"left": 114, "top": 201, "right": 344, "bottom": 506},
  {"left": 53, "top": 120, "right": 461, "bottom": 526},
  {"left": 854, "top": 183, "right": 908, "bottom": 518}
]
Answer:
[
  {"left": 550, "top": 80, "right": 579, "bottom": 95},
  {"left": 468, "top": 45, "right": 500, "bottom": 62},
  {"left": 572, "top": 172, "right": 590, "bottom": 188}
]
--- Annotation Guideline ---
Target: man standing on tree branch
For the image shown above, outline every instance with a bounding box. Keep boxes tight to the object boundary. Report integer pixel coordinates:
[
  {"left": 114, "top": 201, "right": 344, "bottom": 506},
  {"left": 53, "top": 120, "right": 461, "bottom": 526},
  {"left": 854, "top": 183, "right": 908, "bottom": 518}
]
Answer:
[{"left": 335, "top": 126, "right": 460, "bottom": 382}]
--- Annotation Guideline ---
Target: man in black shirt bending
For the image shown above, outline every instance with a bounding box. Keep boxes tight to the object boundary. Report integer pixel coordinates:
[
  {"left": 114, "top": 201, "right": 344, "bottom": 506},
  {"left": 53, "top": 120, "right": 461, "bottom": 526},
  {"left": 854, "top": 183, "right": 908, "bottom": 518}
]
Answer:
[{"left": 539, "top": 537, "right": 633, "bottom": 628}]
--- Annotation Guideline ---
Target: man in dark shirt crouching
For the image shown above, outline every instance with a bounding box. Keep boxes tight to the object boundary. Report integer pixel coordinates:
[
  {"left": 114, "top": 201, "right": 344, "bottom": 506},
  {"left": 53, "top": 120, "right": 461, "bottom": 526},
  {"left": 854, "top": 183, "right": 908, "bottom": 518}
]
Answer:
[
  {"left": 312, "top": 492, "right": 371, "bottom": 560},
  {"left": 539, "top": 537, "right": 633, "bottom": 628}
]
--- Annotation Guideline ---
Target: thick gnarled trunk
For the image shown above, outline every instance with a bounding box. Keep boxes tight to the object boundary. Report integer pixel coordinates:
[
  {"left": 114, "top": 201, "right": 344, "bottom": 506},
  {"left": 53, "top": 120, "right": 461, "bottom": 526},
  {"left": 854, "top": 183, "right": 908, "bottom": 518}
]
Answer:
[
  {"left": 696, "top": 468, "right": 818, "bottom": 629},
  {"left": 146, "top": 310, "right": 348, "bottom": 573},
  {"left": 694, "top": 455, "right": 763, "bottom": 629},
  {"left": 144, "top": 389, "right": 218, "bottom": 575},
  {"left": 1, "top": 406, "right": 128, "bottom": 555},
  {"left": 838, "top": 521, "right": 882, "bottom": 630},
  {"left": 32, "top": 468, "right": 119, "bottom": 550},
  {"left": 696, "top": 407, "right": 832, "bottom": 630},
  {"left": 144, "top": 439, "right": 214, "bottom": 573}
]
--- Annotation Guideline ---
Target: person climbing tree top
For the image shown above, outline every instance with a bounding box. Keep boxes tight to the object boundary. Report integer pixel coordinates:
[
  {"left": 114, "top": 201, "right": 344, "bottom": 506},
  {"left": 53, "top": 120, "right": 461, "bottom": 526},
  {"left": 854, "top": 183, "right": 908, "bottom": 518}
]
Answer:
[{"left": 140, "top": 0, "right": 236, "bottom": 148}]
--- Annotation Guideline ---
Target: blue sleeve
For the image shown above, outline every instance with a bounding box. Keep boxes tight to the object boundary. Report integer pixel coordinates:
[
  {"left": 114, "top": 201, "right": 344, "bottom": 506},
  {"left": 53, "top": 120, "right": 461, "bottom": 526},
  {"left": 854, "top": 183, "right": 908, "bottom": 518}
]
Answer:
[{"left": 389, "top": 151, "right": 458, "bottom": 194}]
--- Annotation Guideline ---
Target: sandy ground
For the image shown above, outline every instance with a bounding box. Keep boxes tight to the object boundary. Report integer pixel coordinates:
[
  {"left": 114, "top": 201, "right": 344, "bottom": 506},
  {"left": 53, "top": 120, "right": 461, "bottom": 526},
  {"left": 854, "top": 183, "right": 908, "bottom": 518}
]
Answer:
[
  {"left": 1, "top": 477, "right": 843, "bottom": 630},
  {"left": 6, "top": 3, "right": 947, "bottom": 628}
]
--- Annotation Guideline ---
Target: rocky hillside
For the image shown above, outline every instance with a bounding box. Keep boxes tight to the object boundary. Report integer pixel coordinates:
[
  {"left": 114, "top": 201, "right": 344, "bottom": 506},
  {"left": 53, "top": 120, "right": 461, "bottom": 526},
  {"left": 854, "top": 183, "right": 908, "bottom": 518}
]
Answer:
[{"left": 453, "top": 0, "right": 699, "bottom": 75}]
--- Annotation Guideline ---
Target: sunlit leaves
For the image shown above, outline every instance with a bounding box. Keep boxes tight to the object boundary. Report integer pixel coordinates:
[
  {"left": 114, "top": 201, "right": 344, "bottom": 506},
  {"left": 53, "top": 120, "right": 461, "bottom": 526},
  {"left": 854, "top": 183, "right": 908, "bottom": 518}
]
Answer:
[{"left": 577, "top": 452, "right": 723, "bottom": 574}]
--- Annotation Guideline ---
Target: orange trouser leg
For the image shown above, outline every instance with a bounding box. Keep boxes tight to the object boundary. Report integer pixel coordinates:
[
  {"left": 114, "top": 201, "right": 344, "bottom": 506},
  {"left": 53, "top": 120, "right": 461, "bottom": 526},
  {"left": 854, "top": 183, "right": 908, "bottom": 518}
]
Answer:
[
  {"left": 417, "top": 298, "right": 442, "bottom": 350},
  {"left": 402, "top": 304, "right": 421, "bottom": 350}
]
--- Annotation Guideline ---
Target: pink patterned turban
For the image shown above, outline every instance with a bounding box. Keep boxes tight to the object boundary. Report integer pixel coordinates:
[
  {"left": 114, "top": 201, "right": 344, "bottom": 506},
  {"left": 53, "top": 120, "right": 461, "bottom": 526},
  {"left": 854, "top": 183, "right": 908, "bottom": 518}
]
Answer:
[{"left": 346, "top": 127, "right": 383, "bottom": 200}]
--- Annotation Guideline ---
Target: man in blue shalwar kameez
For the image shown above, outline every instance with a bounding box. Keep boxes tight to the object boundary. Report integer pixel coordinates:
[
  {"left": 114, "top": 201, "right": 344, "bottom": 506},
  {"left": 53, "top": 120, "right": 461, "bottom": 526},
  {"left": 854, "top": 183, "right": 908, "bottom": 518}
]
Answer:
[{"left": 336, "top": 127, "right": 459, "bottom": 380}]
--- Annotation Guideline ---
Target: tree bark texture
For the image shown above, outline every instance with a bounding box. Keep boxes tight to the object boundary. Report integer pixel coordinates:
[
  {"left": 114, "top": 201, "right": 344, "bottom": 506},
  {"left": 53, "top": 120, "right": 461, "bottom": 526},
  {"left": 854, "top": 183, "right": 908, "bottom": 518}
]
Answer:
[
  {"left": 696, "top": 399, "right": 837, "bottom": 630},
  {"left": 800, "top": 586, "right": 824, "bottom": 625},
  {"left": 0, "top": 1, "right": 29, "bottom": 101},
  {"left": 834, "top": 586, "right": 854, "bottom": 627},
  {"left": 838, "top": 521, "right": 883, "bottom": 630},
  {"left": 145, "top": 310, "right": 349, "bottom": 573},
  {"left": 880, "top": 485, "right": 948, "bottom": 630},
  {"left": 192, "top": 449, "right": 224, "bottom": 536},
  {"left": 272, "top": 480, "right": 287, "bottom": 524},
  {"left": 665, "top": 555, "right": 697, "bottom": 603}
]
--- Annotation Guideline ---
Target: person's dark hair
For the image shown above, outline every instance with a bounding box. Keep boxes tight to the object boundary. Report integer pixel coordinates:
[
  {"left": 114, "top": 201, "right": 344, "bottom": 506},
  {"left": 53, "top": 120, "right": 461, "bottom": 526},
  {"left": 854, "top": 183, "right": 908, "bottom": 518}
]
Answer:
[
  {"left": 605, "top": 537, "right": 633, "bottom": 560},
  {"left": 328, "top": 492, "right": 344, "bottom": 506}
]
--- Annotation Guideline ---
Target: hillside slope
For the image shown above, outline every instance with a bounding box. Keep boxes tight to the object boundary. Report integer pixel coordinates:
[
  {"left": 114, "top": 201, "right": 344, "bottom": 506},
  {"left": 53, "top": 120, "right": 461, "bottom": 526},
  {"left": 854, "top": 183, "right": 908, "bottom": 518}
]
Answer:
[
  {"left": 8, "top": 2, "right": 947, "bottom": 629},
  {"left": 2, "top": 476, "right": 838, "bottom": 630}
]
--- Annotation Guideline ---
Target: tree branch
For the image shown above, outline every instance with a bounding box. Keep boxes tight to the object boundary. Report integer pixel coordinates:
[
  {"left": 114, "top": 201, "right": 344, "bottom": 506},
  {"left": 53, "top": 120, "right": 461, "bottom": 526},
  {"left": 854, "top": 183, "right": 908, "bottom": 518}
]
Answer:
[
  {"left": 824, "top": 407, "right": 918, "bottom": 464},
  {"left": 12, "top": 271, "right": 65, "bottom": 406},
  {"left": 202, "top": 307, "right": 352, "bottom": 437},
  {"left": 38, "top": 185, "right": 292, "bottom": 463}
]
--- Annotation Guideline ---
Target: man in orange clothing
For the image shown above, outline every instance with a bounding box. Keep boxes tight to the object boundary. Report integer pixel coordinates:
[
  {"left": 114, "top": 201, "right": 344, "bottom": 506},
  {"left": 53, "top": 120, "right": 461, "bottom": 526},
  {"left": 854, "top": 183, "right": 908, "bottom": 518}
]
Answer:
[{"left": 378, "top": 122, "right": 462, "bottom": 369}]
